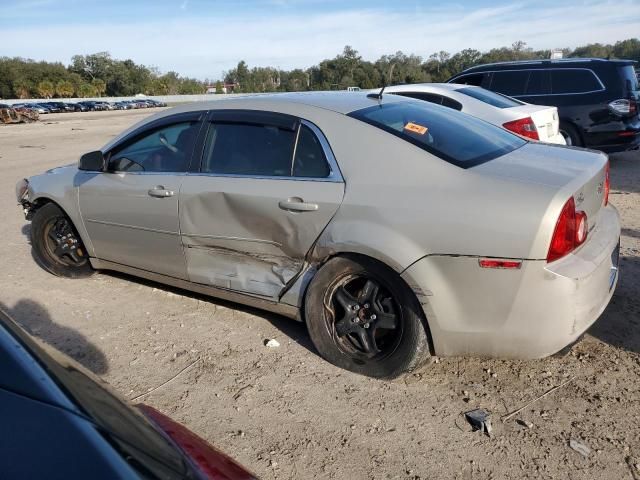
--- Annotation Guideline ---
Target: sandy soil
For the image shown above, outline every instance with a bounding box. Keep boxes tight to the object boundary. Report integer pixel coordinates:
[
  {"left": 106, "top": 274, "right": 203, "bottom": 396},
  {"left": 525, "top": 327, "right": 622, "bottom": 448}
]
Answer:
[{"left": 1, "top": 110, "right": 639, "bottom": 480}]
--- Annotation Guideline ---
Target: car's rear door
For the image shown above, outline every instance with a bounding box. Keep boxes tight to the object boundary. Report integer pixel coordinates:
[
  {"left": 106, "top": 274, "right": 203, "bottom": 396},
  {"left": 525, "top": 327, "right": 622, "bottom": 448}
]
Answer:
[
  {"left": 78, "top": 112, "right": 204, "bottom": 279},
  {"left": 179, "top": 110, "right": 345, "bottom": 298}
]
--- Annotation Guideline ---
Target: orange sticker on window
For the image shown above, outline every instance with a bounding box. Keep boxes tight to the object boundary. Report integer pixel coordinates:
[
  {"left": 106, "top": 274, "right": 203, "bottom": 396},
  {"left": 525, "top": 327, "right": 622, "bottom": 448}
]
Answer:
[{"left": 404, "top": 122, "right": 428, "bottom": 135}]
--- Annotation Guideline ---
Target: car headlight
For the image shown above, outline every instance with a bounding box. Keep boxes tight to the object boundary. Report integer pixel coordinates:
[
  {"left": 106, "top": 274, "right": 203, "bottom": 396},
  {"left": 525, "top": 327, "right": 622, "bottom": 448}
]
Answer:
[{"left": 15, "top": 178, "right": 29, "bottom": 203}]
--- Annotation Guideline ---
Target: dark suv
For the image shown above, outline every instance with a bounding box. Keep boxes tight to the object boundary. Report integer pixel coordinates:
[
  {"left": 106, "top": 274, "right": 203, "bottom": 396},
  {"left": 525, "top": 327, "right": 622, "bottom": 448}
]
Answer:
[{"left": 448, "top": 58, "right": 640, "bottom": 152}]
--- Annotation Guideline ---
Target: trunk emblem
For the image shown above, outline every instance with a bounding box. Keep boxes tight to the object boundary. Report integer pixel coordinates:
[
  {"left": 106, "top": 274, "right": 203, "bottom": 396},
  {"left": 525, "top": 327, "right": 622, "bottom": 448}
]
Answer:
[
  {"left": 576, "top": 192, "right": 585, "bottom": 205},
  {"left": 597, "top": 182, "right": 603, "bottom": 195}
]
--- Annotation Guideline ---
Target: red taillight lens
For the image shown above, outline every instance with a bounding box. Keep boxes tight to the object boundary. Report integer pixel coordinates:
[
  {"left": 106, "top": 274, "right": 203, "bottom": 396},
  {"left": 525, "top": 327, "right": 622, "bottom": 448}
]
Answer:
[
  {"left": 547, "top": 197, "right": 588, "bottom": 263},
  {"left": 603, "top": 161, "right": 610, "bottom": 206},
  {"left": 478, "top": 259, "right": 522, "bottom": 269},
  {"left": 502, "top": 117, "right": 539, "bottom": 140},
  {"left": 138, "top": 405, "right": 256, "bottom": 480}
]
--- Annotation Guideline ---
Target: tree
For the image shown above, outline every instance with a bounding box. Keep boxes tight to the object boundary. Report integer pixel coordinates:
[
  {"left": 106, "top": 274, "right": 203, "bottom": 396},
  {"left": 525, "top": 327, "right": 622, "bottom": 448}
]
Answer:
[
  {"left": 78, "top": 83, "right": 95, "bottom": 98},
  {"left": 91, "top": 78, "right": 106, "bottom": 97},
  {"left": 36, "top": 80, "right": 54, "bottom": 98},
  {"left": 215, "top": 80, "right": 223, "bottom": 94},
  {"left": 55, "top": 80, "right": 74, "bottom": 98}
]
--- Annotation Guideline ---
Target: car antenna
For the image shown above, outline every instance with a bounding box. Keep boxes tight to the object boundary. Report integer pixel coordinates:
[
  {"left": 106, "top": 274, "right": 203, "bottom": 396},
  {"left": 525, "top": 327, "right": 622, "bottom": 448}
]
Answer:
[{"left": 366, "top": 83, "right": 386, "bottom": 104}]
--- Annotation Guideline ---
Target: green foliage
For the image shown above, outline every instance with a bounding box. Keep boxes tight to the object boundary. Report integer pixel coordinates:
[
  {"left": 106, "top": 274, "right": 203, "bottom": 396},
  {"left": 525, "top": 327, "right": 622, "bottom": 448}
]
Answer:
[
  {"left": 0, "top": 38, "right": 638, "bottom": 99},
  {"left": 36, "top": 80, "right": 54, "bottom": 98},
  {"left": 55, "top": 80, "right": 75, "bottom": 98}
]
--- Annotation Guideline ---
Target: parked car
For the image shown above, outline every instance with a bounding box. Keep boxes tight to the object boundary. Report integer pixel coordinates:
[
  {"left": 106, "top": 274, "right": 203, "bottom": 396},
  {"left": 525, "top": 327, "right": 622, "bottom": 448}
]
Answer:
[
  {"left": 40, "top": 102, "right": 62, "bottom": 113},
  {"left": 16, "top": 92, "right": 620, "bottom": 378},
  {"left": 448, "top": 58, "right": 640, "bottom": 152},
  {"left": 68, "top": 102, "right": 88, "bottom": 112},
  {"left": 383, "top": 83, "right": 565, "bottom": 144},
  {"left": 27, "top": 103, "right": 50, "bottom": 114},
  {"left": 77, "top": 101, "right": 98, "bottom": 111},
  {"left": 0, "top": 308, "right": 256, "bottom": 479},
  {"left": 45, "top": 101, "right": 74, "bottom": 112}
]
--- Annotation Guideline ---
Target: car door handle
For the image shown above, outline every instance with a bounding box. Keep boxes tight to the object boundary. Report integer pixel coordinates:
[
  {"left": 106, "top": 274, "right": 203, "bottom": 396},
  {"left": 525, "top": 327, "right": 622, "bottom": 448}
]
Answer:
[
  {"left": 278, "top": 197, "right": 318, "bottom": 212},
  {"left": 148, "top": 186, "right": 174, "bottom": 198}
]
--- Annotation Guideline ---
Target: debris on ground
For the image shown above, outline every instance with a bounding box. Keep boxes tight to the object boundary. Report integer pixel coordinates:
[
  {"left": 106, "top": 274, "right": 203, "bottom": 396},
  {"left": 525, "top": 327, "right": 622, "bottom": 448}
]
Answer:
[
  {"left": 264, "top": 339, "right": 280, "bottom": 348},
  {"left": 464, "top": 409, "right": 492, "bottom": 436},
  {"left": 1, "top": 106, "right": 38, "bottom": 124},
  {"left": 501, "top": 376, "right": 576, "bottom": 422},
  {"left": 516, "top": 419, "right": 534, "bottom": 429},
  {"left": 569, "top": 439, "right": 591, "bottom": 458}
]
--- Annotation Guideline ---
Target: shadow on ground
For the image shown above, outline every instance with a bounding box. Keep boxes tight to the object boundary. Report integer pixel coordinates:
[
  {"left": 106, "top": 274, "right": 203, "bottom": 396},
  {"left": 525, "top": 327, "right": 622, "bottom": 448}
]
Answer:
[
  {"left": 588, "top": 254, "right": 640, "bottom": 355},
  {"left": 101, "top": 270, "right": 320, "bottom": 358},
  {"left": 0, "top": 299, "right": 109, "bottom": 374}
]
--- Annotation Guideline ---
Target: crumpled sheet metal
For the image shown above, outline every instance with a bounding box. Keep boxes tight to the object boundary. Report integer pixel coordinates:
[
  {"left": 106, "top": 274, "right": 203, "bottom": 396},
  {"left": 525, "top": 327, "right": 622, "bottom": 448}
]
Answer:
[{"left": 0, "top": 107, "right": 39, "bottom": 124}]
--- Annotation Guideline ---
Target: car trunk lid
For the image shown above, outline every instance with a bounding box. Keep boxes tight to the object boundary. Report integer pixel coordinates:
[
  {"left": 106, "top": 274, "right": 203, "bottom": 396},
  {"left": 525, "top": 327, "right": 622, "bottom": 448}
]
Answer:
[
  {"left": 473, "top": 142, "right": 609, "bottom": 231},
  {"left": 509, "top": 104, "right": 560, "bottom": 142}
]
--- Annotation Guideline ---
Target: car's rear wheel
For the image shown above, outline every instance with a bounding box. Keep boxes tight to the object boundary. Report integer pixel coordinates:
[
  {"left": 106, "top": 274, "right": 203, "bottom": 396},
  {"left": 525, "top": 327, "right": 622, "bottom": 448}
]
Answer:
[
  {"left": 559, "top": 122, "right": 583, "bottom": 147},
  {"left": 31, "top": 203, "right": 93, "bottom": 278},
  {"left": 305, "top": 256, "right": 431, "bottom": 378}
]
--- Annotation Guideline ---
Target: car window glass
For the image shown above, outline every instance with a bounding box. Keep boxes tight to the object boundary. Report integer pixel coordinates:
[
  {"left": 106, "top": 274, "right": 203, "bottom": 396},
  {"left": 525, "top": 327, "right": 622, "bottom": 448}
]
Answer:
[
  {"left": 619, "top": 65, "right": 639, "bottom": 93},
  {"left": 394, "top": 92, "right": 444, "bottom": 105},
  {"left": 457, "top": 87, "right": 523, "bottom": 108},
  {"left": 202, "top": 123, "right": 296, "bottom": 176},
  {"left": 349, "top": 102, "right": 525, "bottom": 168},
  {"left": 490, "top": 71, "right": 528, "bottom": 96},
  {"left": 525, "top": 70, "right": 550, "bottom": 95},
  {"left": 551, "top": 70, "right": 601, "bottom": 94},
  {"left": 293, "top": 125, "right": 331, "bottom": 178},
  {"left": 453, "top": 73, "right": 485, "bottom": 86},
  {"left": 109, "top": 122, "right": 199, "bottom": 173}
]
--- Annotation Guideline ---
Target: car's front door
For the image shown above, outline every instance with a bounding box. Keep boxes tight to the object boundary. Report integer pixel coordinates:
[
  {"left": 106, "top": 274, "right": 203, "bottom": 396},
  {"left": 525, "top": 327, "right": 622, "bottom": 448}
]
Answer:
[
  {"left": 179, "top": 110, "right": 345, "bottom": 298},
  {"left": 78, "top": 112, "right": 204, "bottom": 279}
]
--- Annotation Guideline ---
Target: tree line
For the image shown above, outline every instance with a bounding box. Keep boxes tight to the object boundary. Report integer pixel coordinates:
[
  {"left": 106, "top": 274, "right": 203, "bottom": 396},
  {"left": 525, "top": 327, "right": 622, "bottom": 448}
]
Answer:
[{"left": 1, "top": 38, "right": 638, "bottom": 99}]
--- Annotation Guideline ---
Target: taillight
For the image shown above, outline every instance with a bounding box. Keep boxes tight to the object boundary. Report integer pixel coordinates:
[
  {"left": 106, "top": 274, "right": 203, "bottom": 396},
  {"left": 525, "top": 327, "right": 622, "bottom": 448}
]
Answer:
[
  {"left": 502, "top": 117, "right": 539, "bottom": 140},
  {"left": 608, "top": 98, "right": 637, "bottom": 116},
  {"left": 547, "top": 197, "right": 588, "bottom": 262},
  {"left": 138, "top": 405, "right": 256, "bottom": 480},
  {"left": 603, "top": 160, "right": 610, "bottom": 206}
]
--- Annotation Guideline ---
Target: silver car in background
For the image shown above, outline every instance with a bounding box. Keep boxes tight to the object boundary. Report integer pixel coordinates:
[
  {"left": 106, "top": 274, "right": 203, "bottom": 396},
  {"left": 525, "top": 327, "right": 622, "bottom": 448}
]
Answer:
[{"left": 15, "top": 92, "right": 620, "bottom": 378}]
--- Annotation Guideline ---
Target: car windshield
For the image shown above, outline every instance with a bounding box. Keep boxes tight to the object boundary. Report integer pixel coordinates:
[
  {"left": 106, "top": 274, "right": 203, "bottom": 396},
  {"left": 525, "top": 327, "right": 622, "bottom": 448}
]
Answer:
[
  {"left": 456, "top": 87, "right": 524, "bottom": 108},
  {"left": 349, "top": 101, "right": 526, "bottom": 168}
]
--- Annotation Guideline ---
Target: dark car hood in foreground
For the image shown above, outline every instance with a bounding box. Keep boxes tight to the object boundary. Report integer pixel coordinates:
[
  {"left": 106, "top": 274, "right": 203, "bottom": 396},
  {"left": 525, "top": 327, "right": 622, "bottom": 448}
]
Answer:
[{"left": 0, "top": 309, "right": 195, "bottom": 479}]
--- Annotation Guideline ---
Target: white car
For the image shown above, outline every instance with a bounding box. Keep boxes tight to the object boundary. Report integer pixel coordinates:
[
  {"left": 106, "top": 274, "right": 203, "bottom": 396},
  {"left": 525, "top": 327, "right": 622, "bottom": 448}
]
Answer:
[{"left": 382, "top": 83, "right": 566, "bottom": 145}]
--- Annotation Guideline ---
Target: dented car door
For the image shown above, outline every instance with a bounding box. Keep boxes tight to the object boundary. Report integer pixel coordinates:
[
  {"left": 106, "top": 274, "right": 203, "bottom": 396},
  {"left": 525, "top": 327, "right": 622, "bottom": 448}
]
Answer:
[{"left": 179, "top": 110, "right": 344, "bottom": 298}]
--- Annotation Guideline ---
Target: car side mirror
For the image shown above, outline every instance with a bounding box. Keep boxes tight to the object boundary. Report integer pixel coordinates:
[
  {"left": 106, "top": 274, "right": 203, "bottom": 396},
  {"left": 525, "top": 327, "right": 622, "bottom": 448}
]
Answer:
[{"left": 78, "top": 150, "right": 105, "bottom": 171}]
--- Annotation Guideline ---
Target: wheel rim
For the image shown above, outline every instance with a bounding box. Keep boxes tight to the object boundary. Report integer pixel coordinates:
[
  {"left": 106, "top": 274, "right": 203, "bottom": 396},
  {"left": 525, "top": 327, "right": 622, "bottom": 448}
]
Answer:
[
  {"left": 43, "top": 217, "right": 87, "bottom": 267},
  {"left": 324, "top": 274, "right": 403, "bottom": 360},
  {"left": 560, "top": 129, "right": 573, "bottom": 146}
]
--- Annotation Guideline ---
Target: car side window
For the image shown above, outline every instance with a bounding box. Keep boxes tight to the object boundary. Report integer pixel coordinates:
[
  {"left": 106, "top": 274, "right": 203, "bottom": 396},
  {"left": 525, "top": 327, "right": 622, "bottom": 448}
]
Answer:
[
  {"left": 490, "top": 71, "right": 528, "bottom": 96},
  {"left": 551, "top": 70, "right": 602, "bottom": 94},
  {"left": 293, "top": 125, "right": 331, "bottom": 178},
  {"left": 525, "top": 70, "right": 550, "bottom": 95},
  {"left": 452, "top": 73, "right": 486, "bottom": 86},
  {"left": 396, "top": 92, "right": 444, "bottom": 105},
  {"left": 109, "top": 122, "right": 199, "bottom": 173},
  {"left": 202, "top": 123, "right": 296, "bottom": 176}
]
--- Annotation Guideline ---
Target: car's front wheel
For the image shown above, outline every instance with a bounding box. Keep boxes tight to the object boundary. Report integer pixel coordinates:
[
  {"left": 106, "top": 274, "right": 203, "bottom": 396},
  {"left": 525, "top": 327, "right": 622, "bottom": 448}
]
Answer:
[
  {"left": 305, "top": 256, "right": 431, "bottom": 378},
  {"left": 31, "top": 203, "right": 93, "bottom": 278}
]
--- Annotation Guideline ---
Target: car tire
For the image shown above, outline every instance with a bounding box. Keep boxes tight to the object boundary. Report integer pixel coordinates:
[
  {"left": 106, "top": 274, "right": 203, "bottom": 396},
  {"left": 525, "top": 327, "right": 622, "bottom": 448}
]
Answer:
[
  {"left": 305, "top": 255, "right": 431, "bottom": 379},
  {"left": 31, "top": 203, "right": 93, "bottom": 278},
  {"left": 559, "top": 122, "right": 583, "bottom": 147}
]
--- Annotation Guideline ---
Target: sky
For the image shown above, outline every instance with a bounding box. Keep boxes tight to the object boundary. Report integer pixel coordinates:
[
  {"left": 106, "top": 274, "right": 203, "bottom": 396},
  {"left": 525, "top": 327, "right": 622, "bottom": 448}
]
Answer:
[{"left": 1, "top": 0, "right": 639, "bottom": 80}]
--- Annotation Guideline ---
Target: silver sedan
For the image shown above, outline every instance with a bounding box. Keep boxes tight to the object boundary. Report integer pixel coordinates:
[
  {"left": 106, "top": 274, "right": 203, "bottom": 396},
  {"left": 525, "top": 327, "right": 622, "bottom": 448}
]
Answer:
[{"left": 15, "top": 92, "right": 620, "bottom": 378}]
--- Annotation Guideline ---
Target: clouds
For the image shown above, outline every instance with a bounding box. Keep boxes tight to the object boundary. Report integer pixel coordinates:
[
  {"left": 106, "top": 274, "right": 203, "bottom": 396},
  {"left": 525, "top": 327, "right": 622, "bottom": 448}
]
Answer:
[{"left": 0, "top": 0, "right": 638, "bottom": 79}]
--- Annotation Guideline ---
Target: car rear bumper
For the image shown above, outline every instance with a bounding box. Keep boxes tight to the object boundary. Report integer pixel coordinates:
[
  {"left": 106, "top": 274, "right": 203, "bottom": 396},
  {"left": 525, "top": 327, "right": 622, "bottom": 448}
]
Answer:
[
  {"left": 586, "top": 117, "right": 640, "bottom": 152},
  {"left": 401, "top": 204, "right": 621, "bottom": 359}
]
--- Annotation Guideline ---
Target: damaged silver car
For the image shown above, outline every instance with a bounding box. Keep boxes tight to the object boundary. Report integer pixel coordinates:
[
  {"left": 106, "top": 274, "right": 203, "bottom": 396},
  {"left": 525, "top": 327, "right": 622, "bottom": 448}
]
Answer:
[{"left": 16, "top": 92, "right": 621, "bottom": 378}]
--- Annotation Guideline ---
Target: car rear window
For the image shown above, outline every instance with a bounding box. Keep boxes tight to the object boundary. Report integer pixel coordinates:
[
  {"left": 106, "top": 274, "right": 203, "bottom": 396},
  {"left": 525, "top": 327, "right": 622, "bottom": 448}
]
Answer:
[
  {"left": 349, "top": 101, "right": 526, "bottom": 168},
  {"left": 456, "top": 87, "right": 524, "bottom": 108},
  {"left": 619, "top": 65, "right": 639, "bottom": 93},
  {"left": 551, "top": 69, "right": 602, "bottom": 94}
]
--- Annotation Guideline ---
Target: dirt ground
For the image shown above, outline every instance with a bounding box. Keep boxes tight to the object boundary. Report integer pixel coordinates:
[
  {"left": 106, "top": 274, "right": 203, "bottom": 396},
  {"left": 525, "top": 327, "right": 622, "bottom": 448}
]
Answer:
[{"left": 1, "top": 109, "right": 639, "bottom": 480}]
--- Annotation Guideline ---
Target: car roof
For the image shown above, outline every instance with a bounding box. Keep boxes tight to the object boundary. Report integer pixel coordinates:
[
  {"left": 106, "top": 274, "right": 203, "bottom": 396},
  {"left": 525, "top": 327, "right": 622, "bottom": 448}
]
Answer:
[
  {"left": 456, "top": 57, "right": 637, "bottom": 74},
  {"left": 162, "top": 91, "right": 410, "bottom": 116},
  {"left": 384, "top": 83, "right": 469, "bottom": 93}
]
